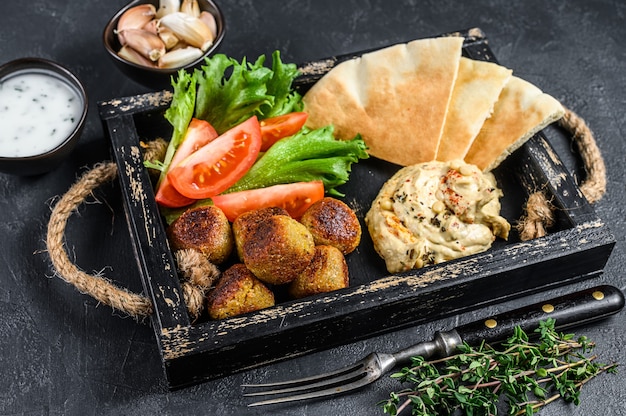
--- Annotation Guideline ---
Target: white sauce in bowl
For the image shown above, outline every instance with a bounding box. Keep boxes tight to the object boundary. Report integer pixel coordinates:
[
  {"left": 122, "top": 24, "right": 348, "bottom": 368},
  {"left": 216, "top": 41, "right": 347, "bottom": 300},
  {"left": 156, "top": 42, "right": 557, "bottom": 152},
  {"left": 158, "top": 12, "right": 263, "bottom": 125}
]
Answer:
[{"left": 0, "top": 70, "right": 83, "bottom": 158}]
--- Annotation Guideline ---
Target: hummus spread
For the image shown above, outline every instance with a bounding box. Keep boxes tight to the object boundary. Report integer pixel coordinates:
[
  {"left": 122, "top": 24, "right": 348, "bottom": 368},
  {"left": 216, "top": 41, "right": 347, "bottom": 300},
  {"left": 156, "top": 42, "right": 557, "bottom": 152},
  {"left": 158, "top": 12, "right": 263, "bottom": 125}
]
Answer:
[{"left": 365, "top": 160, "right": 510, "bottom": 273}]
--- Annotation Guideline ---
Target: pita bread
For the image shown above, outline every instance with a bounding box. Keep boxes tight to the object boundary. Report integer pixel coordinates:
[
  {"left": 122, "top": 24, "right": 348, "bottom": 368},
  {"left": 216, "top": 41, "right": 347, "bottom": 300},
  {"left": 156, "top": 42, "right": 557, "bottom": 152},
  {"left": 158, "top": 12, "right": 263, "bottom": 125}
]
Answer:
[
  {"left": 303, "top": 36, "right": 464, "bottom": 166},
  {"left": 464, "top": 76, "right": 565, "bottom": 171},
  {"left": 435, "top": 57, "right": 512, "bottom": 162}
]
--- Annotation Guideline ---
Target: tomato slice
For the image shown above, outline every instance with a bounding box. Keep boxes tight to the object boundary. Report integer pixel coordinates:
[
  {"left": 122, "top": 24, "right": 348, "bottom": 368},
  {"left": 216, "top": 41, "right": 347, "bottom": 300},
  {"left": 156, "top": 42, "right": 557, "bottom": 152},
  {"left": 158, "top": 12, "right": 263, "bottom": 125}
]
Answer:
[
  {"left": 259, "top": 112, "right": 308, "bottom": 151},
  {"left": 168, "top": 116, "right": 262, "bottom": 199},
  {"left": 155, "top": 118, "right": 219, "bottom": 208},
  {"left": 171, "top": 118, "right": 219, "bottom": 165},
  {"left": 154, "top": 181, "right": 195, "bottom": 208},
  {"left": 211, "top": 181, "right": 325, "bottom": 222}
]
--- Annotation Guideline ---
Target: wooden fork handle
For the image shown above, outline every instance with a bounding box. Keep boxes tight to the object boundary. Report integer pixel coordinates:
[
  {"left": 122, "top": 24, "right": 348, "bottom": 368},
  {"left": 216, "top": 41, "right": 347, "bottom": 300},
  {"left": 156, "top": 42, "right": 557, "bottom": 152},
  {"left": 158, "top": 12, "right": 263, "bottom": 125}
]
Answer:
[{"left": 453, "top": 285, "right": 624, "bottom": 347}]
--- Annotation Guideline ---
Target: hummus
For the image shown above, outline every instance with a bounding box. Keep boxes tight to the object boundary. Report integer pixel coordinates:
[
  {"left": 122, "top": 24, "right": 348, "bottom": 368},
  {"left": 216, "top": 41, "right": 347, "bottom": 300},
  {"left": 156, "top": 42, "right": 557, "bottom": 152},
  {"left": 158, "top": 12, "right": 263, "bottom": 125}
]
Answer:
[{"left": 365, "top": 160, "right": 510, "bottom": 273}]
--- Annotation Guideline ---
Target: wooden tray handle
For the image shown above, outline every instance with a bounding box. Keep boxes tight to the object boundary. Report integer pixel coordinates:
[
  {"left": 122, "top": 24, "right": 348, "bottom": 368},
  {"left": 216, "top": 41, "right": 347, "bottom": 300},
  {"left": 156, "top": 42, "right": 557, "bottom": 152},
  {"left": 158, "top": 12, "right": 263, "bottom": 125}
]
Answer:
[
  {"left": 45, "top": 106, "right": 605, "bottom": 319},
  {"left": 559, "top": 108, "right": 607, "bottom": 203},
  {"left": 45, "top": 141, "right": 219, "bottom": 321},
  {"left": 517, "top": 107, "right": 606, "bottom": 241}
]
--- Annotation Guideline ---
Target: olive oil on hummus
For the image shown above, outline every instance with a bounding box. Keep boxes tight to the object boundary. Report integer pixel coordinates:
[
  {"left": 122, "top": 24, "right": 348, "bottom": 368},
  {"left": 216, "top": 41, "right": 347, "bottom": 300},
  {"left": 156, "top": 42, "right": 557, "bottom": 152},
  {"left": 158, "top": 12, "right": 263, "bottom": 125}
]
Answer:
[{"left": 365, "top": 160, "right": 510, "bottom": 273}]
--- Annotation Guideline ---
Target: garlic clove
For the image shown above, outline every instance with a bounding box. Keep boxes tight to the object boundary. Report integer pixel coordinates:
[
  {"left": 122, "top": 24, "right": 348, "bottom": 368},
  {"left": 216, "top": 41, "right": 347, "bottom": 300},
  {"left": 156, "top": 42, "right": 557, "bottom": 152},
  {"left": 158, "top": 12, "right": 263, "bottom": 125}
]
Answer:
[
  {"left": 199, "top": 11, "right": 217, "bottom": 39},
  {"left": 117, "top": 4, "right": 157, "bottom": 32},
  {"left": 158, "top": 46, "right": 204, "bottom": 68},
  {"left": 118, "top": 29, "right": 166, "bottom": 62},
  {"left": 159, "top": 12, "right": 214, "bottom": 51},
  {"left": 118, "top": 45, "right": 157, "bottom": 67},
  {"left": 168, "top": 40, "right": 192, "bottom": 51},
  {"left": 181, "top": 0, "right": 201, "bottom": 18},
  {"left": 142, "top": 18, "right": 159, "bottom": 35},
  {"left": 156, "top": 0, "right": 181, "bottom": 18},
  {"left": 158, "top": 27, "right": 180, "bottom": 50}
]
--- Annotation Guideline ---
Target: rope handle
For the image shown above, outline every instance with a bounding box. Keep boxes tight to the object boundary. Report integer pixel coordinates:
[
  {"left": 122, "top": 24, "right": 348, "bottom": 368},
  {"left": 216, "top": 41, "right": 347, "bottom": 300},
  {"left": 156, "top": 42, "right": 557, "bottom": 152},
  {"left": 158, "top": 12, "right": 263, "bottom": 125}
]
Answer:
[
  {"left": 46, "top": 141, "right": 219, "bottom": 321},
  {"left": 45, "top": 106, "right": 606, "bottom": 319},
  {"left": 517, "top": 107, "right": 606, "bottom": 240}
]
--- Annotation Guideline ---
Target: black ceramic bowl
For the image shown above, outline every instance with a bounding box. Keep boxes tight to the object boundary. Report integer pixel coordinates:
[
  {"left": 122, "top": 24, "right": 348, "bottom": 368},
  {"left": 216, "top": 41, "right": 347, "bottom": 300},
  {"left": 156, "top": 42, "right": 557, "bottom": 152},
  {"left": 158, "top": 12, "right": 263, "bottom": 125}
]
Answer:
[
  {"left": 0, "top": 58, "right": 88, "bottom": 176},
  {"left": 103, "top": 0, "right": 226, "bottom": 90}
]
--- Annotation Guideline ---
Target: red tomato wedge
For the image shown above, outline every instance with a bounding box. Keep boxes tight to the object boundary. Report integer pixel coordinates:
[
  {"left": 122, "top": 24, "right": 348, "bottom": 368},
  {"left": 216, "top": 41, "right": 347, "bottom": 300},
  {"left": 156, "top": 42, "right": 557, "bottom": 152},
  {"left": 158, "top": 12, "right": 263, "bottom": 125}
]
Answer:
[
  {"left": 211, "top": 181, "right": 325, "bottom": 221},
  {"left": 259, "top": 112, "right": 308, "bottom": 151},
  {"left": 155, "top": 119, "right": 219, "bottom": 208},
  {"left": 168, "top": 116, "right": 262, "bottom": 199},
  {"left": 155, "top": 181, "right": 195, "bottom": 208},
  {"left": 171, "top": 118, "right": 219, "bottom": 165}
]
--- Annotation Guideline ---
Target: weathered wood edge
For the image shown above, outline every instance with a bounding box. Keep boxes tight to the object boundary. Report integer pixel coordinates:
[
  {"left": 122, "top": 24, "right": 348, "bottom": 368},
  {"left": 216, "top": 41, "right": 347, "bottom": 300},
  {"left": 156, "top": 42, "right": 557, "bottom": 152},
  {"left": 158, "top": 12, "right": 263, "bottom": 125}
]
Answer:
[
  {"left": 102, "top": 114, "right": 189, "bottom": 331},
  {"left": 99, "top": 90, "right": 172, "bottom": 119}
]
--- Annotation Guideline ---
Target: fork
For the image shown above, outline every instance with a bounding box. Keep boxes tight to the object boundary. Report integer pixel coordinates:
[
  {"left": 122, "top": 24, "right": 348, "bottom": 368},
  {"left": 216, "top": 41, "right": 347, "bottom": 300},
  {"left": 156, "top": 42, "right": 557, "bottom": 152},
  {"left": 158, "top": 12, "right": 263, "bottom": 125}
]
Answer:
[{"left": 243, "top": 285, "right": 624, "bottom": 406}]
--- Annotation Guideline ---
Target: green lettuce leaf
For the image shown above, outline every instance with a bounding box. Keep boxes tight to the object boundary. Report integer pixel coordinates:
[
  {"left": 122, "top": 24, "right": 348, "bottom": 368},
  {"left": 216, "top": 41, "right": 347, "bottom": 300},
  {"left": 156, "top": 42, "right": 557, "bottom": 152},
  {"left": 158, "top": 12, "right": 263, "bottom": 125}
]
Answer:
[
  {"left": 194, "top": 54, "right": 273, "bottom": 133},
  {"left": 149, "top": 51, "right": 303, "bottom": 179},
  {"left": 151, "top": 70, "right": 196, "bottom": 185},
  {"left": 193, "top": 51, "right": 302, "bottom": 134},
  {"left": 226, "top": 126, "right": 369, "bottom": 196},
  {"left": 260, "top": 51, "right": 303, "bottom": 117}
]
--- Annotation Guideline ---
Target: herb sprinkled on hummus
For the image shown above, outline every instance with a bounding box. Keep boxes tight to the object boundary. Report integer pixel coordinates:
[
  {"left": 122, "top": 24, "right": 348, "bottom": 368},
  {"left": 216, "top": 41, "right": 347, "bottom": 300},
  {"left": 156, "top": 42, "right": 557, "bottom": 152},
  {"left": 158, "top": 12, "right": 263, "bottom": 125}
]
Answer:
[{"left": 365, "top": 160, "right": 510, "bottom": 273}]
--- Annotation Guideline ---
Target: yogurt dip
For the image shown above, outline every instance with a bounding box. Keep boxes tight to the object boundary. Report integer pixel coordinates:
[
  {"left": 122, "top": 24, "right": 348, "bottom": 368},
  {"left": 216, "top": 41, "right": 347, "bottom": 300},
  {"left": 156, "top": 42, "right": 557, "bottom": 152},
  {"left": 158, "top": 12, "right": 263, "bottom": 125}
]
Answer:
[
  {"left": 365, "top": 160, "right": 511, "bottom": 274},
  {"left": 0, "top": 69, "right": 83, "bottom": 158}
]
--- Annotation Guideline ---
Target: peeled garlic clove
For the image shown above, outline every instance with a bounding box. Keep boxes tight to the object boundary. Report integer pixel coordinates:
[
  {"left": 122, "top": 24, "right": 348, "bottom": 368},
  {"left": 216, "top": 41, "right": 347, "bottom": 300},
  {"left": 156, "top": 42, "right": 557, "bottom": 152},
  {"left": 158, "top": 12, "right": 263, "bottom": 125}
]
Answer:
[
  {"left": 156, "top": 0, "right": 181, "bottom": 18},
  {"left": 118, "top": 45, "right": 157, "bottom": 67},
  {"left": 118, "top": 29, "right": 166, "bottom": 62},
  {"left": 168, "top": 40, "right": 191, "bottom": 51},
  {"left": 158, "top": 46, "right": 203, "bottom": 68},
  {"left": 158, "top": 27, "right": 180, "bottom": 50},
  {"left": 159, "top": 12, "right": 214, "bottom": 51},
  {"left": 181, "top": 0, "right": 200, "bottom": 17},
  {"left": 199, "top": 11, "right": 217, "bottom": 39},
  {"left": 117, "top": 4, "right": 157, "bottom": 32}
]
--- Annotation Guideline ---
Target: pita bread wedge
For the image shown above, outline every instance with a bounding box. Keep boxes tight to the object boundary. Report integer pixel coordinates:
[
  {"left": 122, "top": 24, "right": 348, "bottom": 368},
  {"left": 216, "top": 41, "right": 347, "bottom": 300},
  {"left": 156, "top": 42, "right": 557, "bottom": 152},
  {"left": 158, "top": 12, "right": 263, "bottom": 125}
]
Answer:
[
  {"left": 464, "top": 76, "right": 565, "bottom": 171},
  {"left": 436, "top": 57, "right": 512, "bottom": 162},
  {"left": 303, "top": 36, "right": 464, "bottom": 166}
]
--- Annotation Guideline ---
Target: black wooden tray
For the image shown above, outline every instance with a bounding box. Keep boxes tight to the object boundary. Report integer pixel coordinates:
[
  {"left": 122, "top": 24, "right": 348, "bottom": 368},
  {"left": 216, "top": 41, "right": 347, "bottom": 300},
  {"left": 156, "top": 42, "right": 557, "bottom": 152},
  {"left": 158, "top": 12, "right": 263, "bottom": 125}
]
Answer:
[{"left": 98, "top": 28, "right": 615, "bottom": 389}]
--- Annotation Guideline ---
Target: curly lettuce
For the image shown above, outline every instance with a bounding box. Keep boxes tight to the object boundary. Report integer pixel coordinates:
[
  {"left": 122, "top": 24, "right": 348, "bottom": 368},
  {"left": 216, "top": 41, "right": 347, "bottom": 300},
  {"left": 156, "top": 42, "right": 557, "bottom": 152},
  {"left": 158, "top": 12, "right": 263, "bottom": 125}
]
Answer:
[
  {"left": 227, "top": 126, "right": 368, "bottom": 196},
  {"left": 148, "top": 51, "right": 302, "bottom": 182}
]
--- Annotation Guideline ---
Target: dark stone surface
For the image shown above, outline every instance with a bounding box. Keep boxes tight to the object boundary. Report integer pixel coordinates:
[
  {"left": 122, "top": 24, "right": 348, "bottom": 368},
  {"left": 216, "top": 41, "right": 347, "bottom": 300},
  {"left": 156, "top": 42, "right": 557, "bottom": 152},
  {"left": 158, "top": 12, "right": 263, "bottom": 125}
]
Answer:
[{"left": 1, "top": 1, "right": 624, "bottom": 415}]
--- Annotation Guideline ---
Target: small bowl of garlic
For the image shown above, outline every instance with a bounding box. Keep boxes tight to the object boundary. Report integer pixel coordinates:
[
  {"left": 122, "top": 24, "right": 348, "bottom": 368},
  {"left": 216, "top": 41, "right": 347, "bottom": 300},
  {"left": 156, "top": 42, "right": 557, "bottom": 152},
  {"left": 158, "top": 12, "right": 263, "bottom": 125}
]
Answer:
[{"left": 103, "top": 0, "right": 225, "bottom": 89}]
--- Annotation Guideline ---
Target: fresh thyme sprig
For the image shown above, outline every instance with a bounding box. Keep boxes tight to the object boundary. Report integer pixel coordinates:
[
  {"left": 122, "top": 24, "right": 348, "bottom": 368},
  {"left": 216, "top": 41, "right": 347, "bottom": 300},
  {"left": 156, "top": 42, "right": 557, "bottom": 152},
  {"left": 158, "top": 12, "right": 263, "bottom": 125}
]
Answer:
[{"left": 379, "top": 319, "right": 618, "bottom": 415}]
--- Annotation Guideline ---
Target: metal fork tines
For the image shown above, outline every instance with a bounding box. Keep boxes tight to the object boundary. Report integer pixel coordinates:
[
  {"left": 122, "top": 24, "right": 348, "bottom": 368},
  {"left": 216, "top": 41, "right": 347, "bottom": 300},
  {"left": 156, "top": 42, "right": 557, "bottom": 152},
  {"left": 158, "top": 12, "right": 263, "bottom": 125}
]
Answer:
[
  {"left": 242, "top": 352, "right": 394, "bottom": 407},
  {"left": 242, "top": 331, "right": 449, "bottom": 406}
]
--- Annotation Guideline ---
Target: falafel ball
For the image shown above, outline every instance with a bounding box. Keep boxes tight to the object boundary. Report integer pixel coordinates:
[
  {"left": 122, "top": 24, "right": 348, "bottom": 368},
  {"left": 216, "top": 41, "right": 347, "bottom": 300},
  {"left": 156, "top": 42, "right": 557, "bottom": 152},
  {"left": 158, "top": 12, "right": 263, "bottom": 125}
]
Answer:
[
  {"left": 241, "top": 215, "right": 315, "bottom": 285},
  {"left": 288, "top": 245, "right": 349, "bottom": 299},
  {"left": 300, "top": 197, "right": 362, "bottom": 254},
  {"left": 206, "top": 263, "right": 275, "bottom": 319},
  {"left": 167, "top": 205, "right": 234, "bottom": 264},
  {"left": 232, "top": 206, "right": 289, "bottom": 261}
]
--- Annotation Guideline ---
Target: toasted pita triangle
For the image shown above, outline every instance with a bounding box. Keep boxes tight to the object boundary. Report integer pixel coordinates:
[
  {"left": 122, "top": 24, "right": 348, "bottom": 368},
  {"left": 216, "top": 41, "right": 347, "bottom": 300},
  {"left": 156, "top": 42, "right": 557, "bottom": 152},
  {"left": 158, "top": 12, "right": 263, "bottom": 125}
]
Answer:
[
  {"left": 303, "top": 36, "right": 464, "bottom": 166},
  {"left": 436, "top": 57, "right": 512, "bottom": 162},
  {"left": 464, "top": 76, "right": 565, "bottom": 171}
]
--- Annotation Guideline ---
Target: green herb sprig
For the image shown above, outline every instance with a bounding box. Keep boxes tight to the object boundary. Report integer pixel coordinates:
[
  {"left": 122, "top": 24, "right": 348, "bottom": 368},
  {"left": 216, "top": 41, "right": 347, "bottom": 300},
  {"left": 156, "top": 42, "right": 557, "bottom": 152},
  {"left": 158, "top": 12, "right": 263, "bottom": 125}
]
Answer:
[{"left": 380, "top": 319, "right": 617, "bottom": 416}]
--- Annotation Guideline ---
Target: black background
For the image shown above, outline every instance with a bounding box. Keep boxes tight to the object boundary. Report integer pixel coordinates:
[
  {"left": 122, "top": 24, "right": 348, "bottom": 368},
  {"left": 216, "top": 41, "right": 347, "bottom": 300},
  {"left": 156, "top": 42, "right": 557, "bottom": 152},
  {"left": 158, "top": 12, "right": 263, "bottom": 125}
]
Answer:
[{"left": 1, "top": 1, "right": 625, "bottom": 415}]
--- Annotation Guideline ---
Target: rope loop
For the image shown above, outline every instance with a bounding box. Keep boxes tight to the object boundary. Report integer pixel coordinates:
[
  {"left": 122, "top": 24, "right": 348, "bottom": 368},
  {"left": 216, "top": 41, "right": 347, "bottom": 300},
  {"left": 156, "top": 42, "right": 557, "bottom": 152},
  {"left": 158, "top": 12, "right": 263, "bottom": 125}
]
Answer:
[
  {"left": 46, "top": 140, "right": 219, "bottom": 320},
  {"left": 517, "top": 107, "right": 605, "bottom": 241}
]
